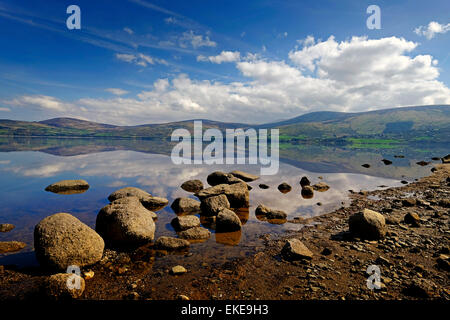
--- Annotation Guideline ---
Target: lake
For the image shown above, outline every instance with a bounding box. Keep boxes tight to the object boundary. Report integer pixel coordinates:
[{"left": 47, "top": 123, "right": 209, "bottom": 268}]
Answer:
[{"left": 0, "top": 138, "right": 446, "bottom": 268}]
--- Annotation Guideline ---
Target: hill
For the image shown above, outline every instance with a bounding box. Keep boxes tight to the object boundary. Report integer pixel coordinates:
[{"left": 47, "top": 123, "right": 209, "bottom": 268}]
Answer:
[{"left": 0, "top": 105, "right": 449, "bottom": 143}]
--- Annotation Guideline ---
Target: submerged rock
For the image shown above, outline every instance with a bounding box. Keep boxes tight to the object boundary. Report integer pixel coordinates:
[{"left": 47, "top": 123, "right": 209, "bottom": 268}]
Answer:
[
  {"left": 255, "top": 204, "right": 287, "bottom": 220},
  {"left": 44, "top": 273, "right": 85, "bottom": 300},
  {"left": 45, "top": 179, "right": 89, "bottom": 194},
  {"left": 35, "top": 213, "right": 104, "bottom": 270},
  {"left": 200, "top": 194, "right": 230, "bottom": 216},
  {"left": 348, "top": 209, "right": 386, "bottom": 240},
  {"left": 171, "top": 197, "right": 201, "bottom": 215},
  {"left": 96, "top": 197, "right": 156, "bottom": 246},
  {"left": 178, "top": 226, "right": 211, "bottom": 241},
  {"left": 0, "top": 241, "right": 26, "bottom": 254},
  {"left": 196, "top": 182, "right": 249, "bottom": 208},
  {"left": 180, "top": 179, "right": 204, "bottom": 193},
  {"left": 277, "top": 182, "right": 292, "bottom": 193},
  {"left": 171, "top": 215, "right": 200, "bottom": 231},
  {"left": 154, "top": 236, "right": 190, "bottom": 251},
  {"left": 228, "top": 170, "right": 259, "bottom": 182},
  {"left": 216, "top": 208, "right": 242, "bottom": 231},
  {"left": 0, "top": 223, "right": 15, "bottom": 233},
  {"left": 381, "top": 159, "right": 393, "bottom": 165},
  {"left": 281, "top": 239, "right": 313, "bottom": 261}
]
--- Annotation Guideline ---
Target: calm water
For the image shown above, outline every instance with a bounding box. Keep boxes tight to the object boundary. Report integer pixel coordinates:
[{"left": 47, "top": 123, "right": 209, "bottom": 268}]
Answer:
[{"left": 0, "top": 139, "right": 445, "bottom": 268}]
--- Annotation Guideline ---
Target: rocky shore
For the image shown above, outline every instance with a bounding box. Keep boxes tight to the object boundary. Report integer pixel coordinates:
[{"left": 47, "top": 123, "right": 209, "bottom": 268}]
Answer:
[{"left": 0, "top": 164, "right": 448, "bottom": 300}]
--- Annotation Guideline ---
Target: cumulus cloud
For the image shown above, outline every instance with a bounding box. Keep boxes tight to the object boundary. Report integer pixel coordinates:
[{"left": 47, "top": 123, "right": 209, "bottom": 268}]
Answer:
[
  {"left": 197, "top": 51, "right": 241, "bottom": 64},
  {"left": 179, "top": 30, "right": 216, "bottom": 49},
  {"left": 5, "top": 36, "right": 450, "bottom": 124},
  {"left": 4, "top": 95, "right": 73, "bottom": 112},
  {"left": 415, "top": 21, "right": 450, "bottom": 39},
  {"left": 105, "top": 88, "right": 129, "bottom": 96},
  {"left": 115, "top": 53, "right": 168, "bottom": 67}
]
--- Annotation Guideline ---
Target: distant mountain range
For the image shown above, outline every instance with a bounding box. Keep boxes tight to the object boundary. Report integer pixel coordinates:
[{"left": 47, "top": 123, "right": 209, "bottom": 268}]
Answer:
[{"left": 1, "top": 105, "right": 449, "bottom": 143}]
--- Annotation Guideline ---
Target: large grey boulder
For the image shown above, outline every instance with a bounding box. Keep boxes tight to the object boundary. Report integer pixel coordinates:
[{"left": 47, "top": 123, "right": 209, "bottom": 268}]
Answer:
[
  {"left": 200, "top": 194, "right": 230, "bottom": 216},
  {"left": 216, "top": 209, "right": 242, "bottom": 232},
  {"left": 195, "top": 182, "right": 249, "bottom": 208},
  {"left": 108, "top": 187, "right": 168, "bottom": 211},
  {"left": 281, "top": 239, "right": 313, "bottom": 261},
  {"left": 154, "top": 236, "right": 190, "bottom": 250},
  {"left": 255, "top": 204, "right": 287, "bottom": 220},
  {"left": 171, "top": 215, "right": 200, "bottom": 231},
  {"left": 34, "top": 213, "right": 104, "bottom": 270},
  {"left": 349, "top": 209, "right": 386, "bottom": 240},
  {"left": 171, "top": 197, "right": 201, "bottom": 215},
  {"left": 45, "top": 180, "right": 89, "bottom": 194},
  {"left": 96, "top": 196, "right": 156, "bottom": 246}
]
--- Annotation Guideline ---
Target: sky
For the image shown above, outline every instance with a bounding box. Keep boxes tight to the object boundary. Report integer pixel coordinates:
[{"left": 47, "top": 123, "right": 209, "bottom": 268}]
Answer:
[{"left": 0, "top": 0, "right": 449, "bottom": 125}]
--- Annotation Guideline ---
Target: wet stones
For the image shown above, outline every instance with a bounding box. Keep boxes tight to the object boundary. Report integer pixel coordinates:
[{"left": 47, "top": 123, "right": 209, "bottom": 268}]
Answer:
[
  {"left": 348, "top": 209, "right": 386, "bottom": 240},
  {"left": 45, "top": 179, "right": 89, "bottom": 194},
  {"left": 196, "top": 182, "right": 249, "bottom": 208},
  {"left": 216, "top": 208, "right": 242, "bottom": 232},
  {"left": 108, "top": 187, "right": 168, "bottom": 211},
  {"left": 0, "top": 223, "right": 15, "bottom": 233},
  {"left": 180, "top": 179, "right": 204, "bottom": 193},
  {"left": 0, "top": 241, "right": 26, "bottom": 254},
  {"left": 154, "top": 236, "right": 190, "bottom": 251},
  {"left": 277, "top": 182, "right": 292, "bottom": 193},
  {"left": 228, "top": 170, "right": 259, "bottom": 182},
  {"left": 35, "top": 213, "right": 104, "bottom": 270},
  {"left": 281, "top": 239, "right": 313, "bottom": 261},
  {"left": 255, "top": 204, "right": 287, "bottom": 220},
  {"left": 171, "top": 197, "right": 201, "bottom": 215},
  {"left": 96, "top": 197, "right": 156, "bottom": 246},
  {"left": 171, "top": 215, "right": 201, "bottom": 231},
  {"left": 200, "top": 194, "right": 230, "bottom": 217}
]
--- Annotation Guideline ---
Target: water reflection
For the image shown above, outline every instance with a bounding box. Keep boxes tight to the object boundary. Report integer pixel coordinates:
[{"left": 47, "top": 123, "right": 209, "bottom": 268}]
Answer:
[{"left": 0, "top": 147, "right": 436, "bottom": 267}]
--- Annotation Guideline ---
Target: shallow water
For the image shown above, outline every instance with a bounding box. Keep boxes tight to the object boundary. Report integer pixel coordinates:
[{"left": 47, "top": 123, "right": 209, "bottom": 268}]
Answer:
[{"left": 0, "top": 140, "right": 444, "bottom": 268}]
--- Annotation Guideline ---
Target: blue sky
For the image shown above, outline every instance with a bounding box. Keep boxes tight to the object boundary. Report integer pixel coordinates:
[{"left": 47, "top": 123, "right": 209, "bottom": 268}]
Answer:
[{"left": 0, "top": 0, "right": 449, "bottom": 124}]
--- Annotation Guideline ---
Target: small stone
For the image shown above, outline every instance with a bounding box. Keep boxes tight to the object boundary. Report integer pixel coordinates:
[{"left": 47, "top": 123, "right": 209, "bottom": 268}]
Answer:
[
  {"left": 301, "top": 186, "right": 314, "bottom": 199},
  {"left": 259, "top": 184, "right": 269, "bottom": 189},
  {"left": 381, "top": 159, "right": 392, "bottom": 165},
  {"left": 300, "top": 176, "right": 311, "bottom": 187},
  {"left": 178, "top": 294, "right": 190, "bottom": 300},
  {"left": 277, "top": 182, "right": 292, "bottom": 193},
  {"left": 83, "top": 271, "right": 94, "bottom": 280},
  {"left": 312, "top": 182, "right": 330, "bottom": 192},
  {"left": 154, "top": 236, "right": 190, "bottom": 250},
  {"left": 44, "top": 273, "right": 85, "bottom": 300},
  {"left": 181, "top": 180, "right": 204, "bottom": 193},
  {"left": 171, "top": 215, "right": 200, "bottom": 231},
  {"left": 171, "top": 265, "right": 187, "bottom": 275},
  {"left": 404, "top": 212, "right": 420, "bottom": 227},
  {"left": 0, "top": 241, "right": 26, "bottom": 254},
  {"left": 321, "top": 248, "right": 332, "bottom": 256},
  {"left": 281, "top": 239, "right": 313, "bottom": 261},
  {"left": 402, "top": 198, "right": 417, "bottom": 207},
  {"left": 178, "top": 227, "right": 211, "bottom": 241}
]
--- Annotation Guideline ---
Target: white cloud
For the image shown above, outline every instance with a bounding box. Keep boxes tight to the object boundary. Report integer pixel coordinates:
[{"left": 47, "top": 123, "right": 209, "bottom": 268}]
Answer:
[
  {"left": 5, "top": 36, "right": 450, "bottom": 124},
  {"left": 415, "top": 21, "right": 450, "bottom": 39},
  {"left": 0, "top": 107, "right": 10, "bottom": 112},
  {"left": 115, "top": 53, "right": 168, "bottom": 67},
  {"left": 4, "top": 95, "right": 73, "bottom": 112},
  {"left": 123, "top": 27, "right": 134, "bottom": 35},
  {"left": 197, "top": 51, "right": 241, "bottom": 64},
  {"left": 179, "top": 30, "right": 216, "bottom": 49},
  {"left": 105, "top": 88, "right": 129, "bottom": 96}
]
